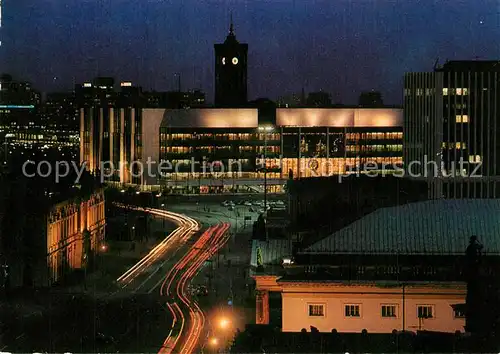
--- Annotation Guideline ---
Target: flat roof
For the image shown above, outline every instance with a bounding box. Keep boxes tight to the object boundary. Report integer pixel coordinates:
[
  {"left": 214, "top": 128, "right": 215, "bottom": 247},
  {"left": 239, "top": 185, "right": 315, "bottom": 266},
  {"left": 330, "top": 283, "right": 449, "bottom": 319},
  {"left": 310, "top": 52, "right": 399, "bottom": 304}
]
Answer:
[
  {"left": 304, "top": 199, "right": 500, "bottom": 256},
  {"left": 277, "top": 108, "right": 403, "bottom": 127},
  {"left": 154, "top": 108, "right": 258, "bottom": 128}
]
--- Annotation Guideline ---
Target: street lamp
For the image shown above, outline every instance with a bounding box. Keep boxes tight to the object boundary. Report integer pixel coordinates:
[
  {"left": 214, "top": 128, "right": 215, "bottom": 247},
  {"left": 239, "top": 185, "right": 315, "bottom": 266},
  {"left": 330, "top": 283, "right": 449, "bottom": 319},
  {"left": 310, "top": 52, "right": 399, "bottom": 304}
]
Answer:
[
  {"left": 209, "top": 337, "right": 219, "bottom": 347},
  {"left": 258, "top": 126, "right": 274, "bottom": 210},
  {"left": 218, "top": 317, "right": 230, "bottom": 330}
]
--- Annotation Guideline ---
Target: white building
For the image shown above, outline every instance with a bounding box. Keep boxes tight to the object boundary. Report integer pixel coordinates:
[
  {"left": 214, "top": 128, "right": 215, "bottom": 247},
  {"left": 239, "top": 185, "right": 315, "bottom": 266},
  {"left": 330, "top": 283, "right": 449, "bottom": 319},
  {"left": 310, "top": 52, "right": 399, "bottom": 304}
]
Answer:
[{"left": 252, "top": 199, "right": 500, "bottom": 334}]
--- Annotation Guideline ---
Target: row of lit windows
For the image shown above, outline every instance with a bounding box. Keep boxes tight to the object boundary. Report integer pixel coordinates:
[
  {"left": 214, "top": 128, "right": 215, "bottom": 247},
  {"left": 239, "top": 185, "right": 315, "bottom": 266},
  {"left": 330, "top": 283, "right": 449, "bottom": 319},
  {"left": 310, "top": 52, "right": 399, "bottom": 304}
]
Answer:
[
  {"left": 161, "top": 146, "right": 281, "bottom": 154},
  {"left": 442, "top": 142, "right": 467, "bottom": 149},
  {"left": 456, "top": 115, "right": 468, "bottom": 123},
  {"left": 469, "top": 155, "right": 481, "bottom": 163},
  {"left": 404, "top": 88, "right": 469, "bottom": 96},
  {"left": 443, "top": 88, "right": 469, "bottom": 96},
  {"left": 162, "top": 172, "right": 282, "bottom": 179},
  {"left": 308, "top": 303, "right": 464, "bottom": 319},
  {"left": 345, "top": 132, "right": 403, "bottom": 140},
  {"left": 160, "top": 133, "right": 281, "bottom": 141},
  {"left": 161, "top": 146, "right": 193, "bottom": 153},
  {"left": 345, "top": 144, "right": 402, "bottom": 152},
  {"left": 159, "top": 132, "right": 403, "bottom": 142}
]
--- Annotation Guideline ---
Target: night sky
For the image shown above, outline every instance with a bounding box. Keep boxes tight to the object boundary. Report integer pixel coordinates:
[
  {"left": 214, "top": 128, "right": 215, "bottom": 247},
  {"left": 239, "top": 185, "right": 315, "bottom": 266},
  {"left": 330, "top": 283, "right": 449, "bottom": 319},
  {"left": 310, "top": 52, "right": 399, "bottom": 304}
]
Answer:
[{"left": 2, "top": 0, "right": 499, "bottom": 104}]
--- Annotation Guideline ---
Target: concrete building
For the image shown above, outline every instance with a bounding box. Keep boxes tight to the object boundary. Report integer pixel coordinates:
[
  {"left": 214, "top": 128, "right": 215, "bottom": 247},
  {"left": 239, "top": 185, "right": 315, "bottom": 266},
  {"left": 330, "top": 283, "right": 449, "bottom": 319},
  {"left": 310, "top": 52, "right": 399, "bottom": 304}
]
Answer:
[
  {"left": 404, "top": 60, "right": 500, "bottom": 198},
  {"left": 80, "top": 107, "right": 403, "bottom": 192},
  {"left": 251, "top": 199, "right": 500, "bottom": 334}
]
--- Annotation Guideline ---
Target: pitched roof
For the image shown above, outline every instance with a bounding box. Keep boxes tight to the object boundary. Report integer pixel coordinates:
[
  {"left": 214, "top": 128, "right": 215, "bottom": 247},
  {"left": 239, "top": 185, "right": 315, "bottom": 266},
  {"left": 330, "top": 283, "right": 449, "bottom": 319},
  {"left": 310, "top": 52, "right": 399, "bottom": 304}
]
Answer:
[{"left": 304, "top": 199, "right": 500, "bottom": 256}]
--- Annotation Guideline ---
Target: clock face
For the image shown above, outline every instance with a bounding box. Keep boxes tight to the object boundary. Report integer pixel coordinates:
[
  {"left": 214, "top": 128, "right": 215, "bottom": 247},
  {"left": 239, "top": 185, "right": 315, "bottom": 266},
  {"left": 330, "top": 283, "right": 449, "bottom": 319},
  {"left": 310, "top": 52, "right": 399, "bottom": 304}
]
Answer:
[
  {"left": 222, "top": 57, "right": 226, "bottom": 65},
  {"left": 232, "top": 57, "right": 239, "bottom": 65}
]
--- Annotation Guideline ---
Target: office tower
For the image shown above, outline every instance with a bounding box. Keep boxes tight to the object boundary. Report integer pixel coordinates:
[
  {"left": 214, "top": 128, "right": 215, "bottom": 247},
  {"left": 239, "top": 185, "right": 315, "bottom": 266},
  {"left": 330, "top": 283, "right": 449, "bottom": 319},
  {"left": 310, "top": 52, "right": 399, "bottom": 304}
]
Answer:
[
  {"left": 404, "top": 60, "right": 500, "bottom": 198},
  {"left": 214, "top": 18, "right": 248, "bottom": 107},
  {"left": 79, "top": 79, "right": 148, "bottom": 184}
]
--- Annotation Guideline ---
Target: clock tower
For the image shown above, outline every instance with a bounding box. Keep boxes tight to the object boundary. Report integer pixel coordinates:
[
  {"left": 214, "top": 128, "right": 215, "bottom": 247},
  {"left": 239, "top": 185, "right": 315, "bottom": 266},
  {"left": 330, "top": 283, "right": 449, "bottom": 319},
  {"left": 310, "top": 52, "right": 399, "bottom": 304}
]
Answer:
[{"left": 214, "top": 18, "right": 248, "bottom": 107}]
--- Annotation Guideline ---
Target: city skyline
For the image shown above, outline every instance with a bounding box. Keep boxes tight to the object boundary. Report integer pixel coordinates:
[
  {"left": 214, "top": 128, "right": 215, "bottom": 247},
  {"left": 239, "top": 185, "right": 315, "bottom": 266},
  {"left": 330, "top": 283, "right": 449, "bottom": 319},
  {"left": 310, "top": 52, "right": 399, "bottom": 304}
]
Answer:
[{"left": 1, "top": 0, "right": 498, "bottom": 104}]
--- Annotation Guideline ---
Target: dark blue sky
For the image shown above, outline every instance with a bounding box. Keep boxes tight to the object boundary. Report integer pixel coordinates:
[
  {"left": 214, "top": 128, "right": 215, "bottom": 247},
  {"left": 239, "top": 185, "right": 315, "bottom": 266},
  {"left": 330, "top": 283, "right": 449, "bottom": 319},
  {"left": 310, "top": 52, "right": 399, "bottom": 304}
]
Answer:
[{"left": 2, "top": 0, "right": 499, "bottom": 104}]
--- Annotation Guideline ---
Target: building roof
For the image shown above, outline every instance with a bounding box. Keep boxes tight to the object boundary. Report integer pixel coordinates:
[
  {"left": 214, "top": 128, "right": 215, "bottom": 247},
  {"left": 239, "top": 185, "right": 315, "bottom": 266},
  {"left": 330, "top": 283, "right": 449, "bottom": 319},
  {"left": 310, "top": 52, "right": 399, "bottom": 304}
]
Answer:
[
  {"left": 276, "top": 108, "right": 402, "bottom": 127},
  {"left": 304, "top": 199, "right": 500, "bottom": 256},
  {"left": 157, "top": 108, "right": 258, "bottom": 128}
]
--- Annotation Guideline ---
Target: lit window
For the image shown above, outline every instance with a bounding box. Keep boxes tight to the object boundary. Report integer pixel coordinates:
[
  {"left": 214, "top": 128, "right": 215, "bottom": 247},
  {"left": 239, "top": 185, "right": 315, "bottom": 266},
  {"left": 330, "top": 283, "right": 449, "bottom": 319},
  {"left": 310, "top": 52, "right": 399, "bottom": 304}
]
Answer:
[
  {"left": 455, "top": 142, "right": 466, "bottom": 149},
  {"left": 469, "top": 155, "right": 481, "bottom": 163},
  {"left": 456, "top": 115, "right": 468, "bottom": 123},
  {"left": 345, "top": 304, "right": 360, "bottom": 317},
  {"left": 309, "top": 304, "right": 325, "bottom": 317},
  {"left": 456, "top": 88, "right": 463, "bottom": 95},
  {"left": 416, "top": 89, "right": 423, "bottom": 96},
  {"left": 381, "top": 305, "right": 397, "bottom": 318},
  {"left": 453, "top": 306, "right": 466, "bottom": 319},
  {"left": 417, "top": 305, "right": 434, "bottom": 319},
  {"left": 443, "top": 88, "right": 449, "bottom": 96}
]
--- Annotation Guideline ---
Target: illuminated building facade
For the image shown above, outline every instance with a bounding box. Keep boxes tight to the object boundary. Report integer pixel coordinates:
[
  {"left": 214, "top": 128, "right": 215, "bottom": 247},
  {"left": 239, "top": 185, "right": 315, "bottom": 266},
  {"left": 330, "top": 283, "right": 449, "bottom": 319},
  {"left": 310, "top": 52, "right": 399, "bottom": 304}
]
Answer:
[
  {"left": 1, "top": 189, "right": 105, "bottom": 288},
  {"left": 46, "top": 190, "right": 105, "bottom": 286},
  {"left": 404, "top": 60, "right": 500, "bottom": 198},
  {"left": 81, "top": 106, "right": 402, "bottom": 193},
  {"left": 251, "top": 199, "right": 500, "bottom": 334},
  {"left": 158, "top": 107, "right": 402, "bottom": 193}
]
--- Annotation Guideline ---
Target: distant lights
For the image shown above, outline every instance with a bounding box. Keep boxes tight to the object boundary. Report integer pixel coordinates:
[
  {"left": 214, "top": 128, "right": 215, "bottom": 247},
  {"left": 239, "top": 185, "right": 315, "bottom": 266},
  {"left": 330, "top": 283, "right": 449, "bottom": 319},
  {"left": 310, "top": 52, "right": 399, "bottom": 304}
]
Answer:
[
  {"left": 120, "top": 82, "right": 132, "bottom": 87},
  {"left": 0, "top": 105, "right": 35, "bottom": 109}
]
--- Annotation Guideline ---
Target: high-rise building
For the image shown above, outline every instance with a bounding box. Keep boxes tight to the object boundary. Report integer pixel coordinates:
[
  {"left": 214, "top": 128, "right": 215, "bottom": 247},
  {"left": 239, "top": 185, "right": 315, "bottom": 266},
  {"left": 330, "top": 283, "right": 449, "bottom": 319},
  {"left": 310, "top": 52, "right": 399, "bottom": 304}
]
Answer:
[
  {"left": 404, "top": 60, "right": 500, "bottom": 198},
  {"left": 214, "top": 18, "right": 248, "bottom": 107},
  {"left": 78, "top": 79, "right": 148, "bottom": 184}
]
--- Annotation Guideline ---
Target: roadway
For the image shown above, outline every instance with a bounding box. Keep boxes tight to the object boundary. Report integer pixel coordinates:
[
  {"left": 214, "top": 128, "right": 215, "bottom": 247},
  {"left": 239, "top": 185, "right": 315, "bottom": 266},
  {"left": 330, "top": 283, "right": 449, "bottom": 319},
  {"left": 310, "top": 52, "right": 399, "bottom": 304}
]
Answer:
[
  {"left": 158, "top": 223, "right": 231, "bottom": 354},
  {"left": 114, "top": 204, "right": 201, "bottom": 296},
  {"left": 0, "top": 205, "right": 203, "bottom": 353},
  {"left": 116, "top": 204, "right": 233, "bottom": 354}
]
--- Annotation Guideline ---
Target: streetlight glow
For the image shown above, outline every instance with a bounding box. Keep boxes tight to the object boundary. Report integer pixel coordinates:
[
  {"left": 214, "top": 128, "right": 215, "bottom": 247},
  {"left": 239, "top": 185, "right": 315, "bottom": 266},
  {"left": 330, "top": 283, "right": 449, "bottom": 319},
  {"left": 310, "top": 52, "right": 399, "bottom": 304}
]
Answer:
[
  {"left": 219, "top": 317, "right": 230, "bottom": 329},
  {"left": 209, "top": 337, "right": 219, "bottom": 346}
]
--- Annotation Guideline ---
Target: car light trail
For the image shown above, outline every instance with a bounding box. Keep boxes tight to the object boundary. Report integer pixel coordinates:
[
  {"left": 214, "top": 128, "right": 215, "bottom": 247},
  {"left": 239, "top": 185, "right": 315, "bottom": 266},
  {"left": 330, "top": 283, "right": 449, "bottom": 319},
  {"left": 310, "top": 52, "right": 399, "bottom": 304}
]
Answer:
[
  {"left": 159, "top": 222, "right": 231, "bottom": 354},
  {"left": 115, "top": 204, "right": 199, "bottom": 287}
]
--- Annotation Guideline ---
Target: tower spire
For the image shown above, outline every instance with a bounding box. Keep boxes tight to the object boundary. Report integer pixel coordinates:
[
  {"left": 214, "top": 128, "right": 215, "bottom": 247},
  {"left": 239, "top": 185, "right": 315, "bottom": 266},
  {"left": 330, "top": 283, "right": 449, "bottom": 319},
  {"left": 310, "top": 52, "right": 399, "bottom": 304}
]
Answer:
[{"left": 229, "top": 12, "right": 234, "bottom": 35}]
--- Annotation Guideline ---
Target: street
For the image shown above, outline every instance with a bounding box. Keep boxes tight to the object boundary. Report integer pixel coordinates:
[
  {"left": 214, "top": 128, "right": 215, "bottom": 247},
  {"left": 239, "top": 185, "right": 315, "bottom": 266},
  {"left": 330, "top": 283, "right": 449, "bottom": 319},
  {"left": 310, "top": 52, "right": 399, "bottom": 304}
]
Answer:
[
  {"left": 0, "top": 200, "right": 250, "bottom": 353},
  {"left": 159, "top": 222, "right": 231, "bottom": 354}
]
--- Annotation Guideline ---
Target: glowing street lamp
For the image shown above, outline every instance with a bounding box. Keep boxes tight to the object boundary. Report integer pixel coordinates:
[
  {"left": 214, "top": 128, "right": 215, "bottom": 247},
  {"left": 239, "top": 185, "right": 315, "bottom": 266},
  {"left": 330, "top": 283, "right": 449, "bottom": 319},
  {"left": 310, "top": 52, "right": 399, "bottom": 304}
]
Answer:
[
  {"left": 218, "top": 317, "right": 230, "bottom": 330},
  {"left": 209, "top": 337, "right": 219, "bottom": 347}
]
